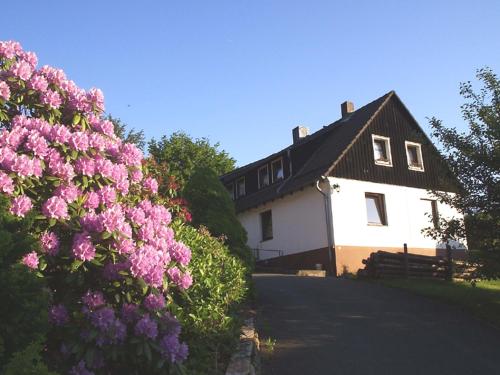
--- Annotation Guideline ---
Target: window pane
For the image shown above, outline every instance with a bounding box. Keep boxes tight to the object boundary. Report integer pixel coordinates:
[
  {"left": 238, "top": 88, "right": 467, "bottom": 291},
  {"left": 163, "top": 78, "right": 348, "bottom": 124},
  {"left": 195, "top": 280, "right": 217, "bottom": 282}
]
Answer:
[
  {"left": 237, "top": 179, "right": 245, "bottom": 197},
  {"left": 365, "top": 194, "right": 386, "bottom": 225},
  {"left": 366, "top": 197, "right": 382, "bottom": 224},
  {"left": 272, "top": 160, "right": 283, "bottom": 182},
  {"left": 374, "top": 140, "right": 387, "bottom": 160},
  {"left": 408, "top": 146, "right": 419, "bottom": 165},
  {"left": 259, "top": 167, "right": 269, "bottom": 188},
  {"left": 261, "top": 210, "right": 273, "bottom": 240}
]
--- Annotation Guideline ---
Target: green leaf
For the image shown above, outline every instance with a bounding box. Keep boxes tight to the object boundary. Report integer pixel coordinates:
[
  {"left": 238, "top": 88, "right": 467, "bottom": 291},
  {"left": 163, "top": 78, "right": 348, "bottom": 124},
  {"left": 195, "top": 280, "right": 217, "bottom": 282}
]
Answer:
[
  {"left": 102, "top": 232, "right": 112, "bottom": 240},
  {"left": 72, "top": 113, "right": 81, "bottom": 125},
  {"left": 49, "top": 218, "right": 56, "bottom": 227},
  {"left": 71, "top": 260, "right": 84, "bottom": 271}
]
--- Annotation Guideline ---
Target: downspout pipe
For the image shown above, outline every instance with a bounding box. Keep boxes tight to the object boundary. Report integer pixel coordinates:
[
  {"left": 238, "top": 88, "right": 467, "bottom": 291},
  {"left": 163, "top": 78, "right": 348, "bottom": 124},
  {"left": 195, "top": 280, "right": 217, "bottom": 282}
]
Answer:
[{"left": 316, "top": 176, "right": 338, "bottom": 276}]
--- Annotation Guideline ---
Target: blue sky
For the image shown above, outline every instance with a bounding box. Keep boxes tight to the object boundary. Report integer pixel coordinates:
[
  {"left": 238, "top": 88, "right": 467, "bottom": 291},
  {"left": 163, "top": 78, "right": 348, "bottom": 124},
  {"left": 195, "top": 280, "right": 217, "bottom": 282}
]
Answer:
[{"left": 3, "top": 1, "right": 500, "bottom": 166}]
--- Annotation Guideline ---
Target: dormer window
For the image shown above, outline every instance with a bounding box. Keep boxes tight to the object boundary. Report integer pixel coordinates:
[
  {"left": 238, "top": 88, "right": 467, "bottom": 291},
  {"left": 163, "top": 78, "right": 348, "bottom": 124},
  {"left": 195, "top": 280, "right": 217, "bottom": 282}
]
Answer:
[
  {"left": 372, "top": 135, "right": 392, "bottom": 167},
  {"left": 406, "top": 141, "right": 424, "bottom": 171},
  {"left": 236, "top": 177, "right": 245, "bottom": 198},
  {"left": 271, "top": 158, "right": 284, "bottom": 183},
  {"left": 258, "top": 165, "right": 269, "bottom": 189}
]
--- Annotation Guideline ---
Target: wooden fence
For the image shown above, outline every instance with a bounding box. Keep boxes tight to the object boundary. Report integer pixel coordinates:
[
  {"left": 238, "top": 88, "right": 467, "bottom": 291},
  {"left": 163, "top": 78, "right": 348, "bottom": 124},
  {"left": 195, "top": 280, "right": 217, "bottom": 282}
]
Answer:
[{"left": 358, "top": 244, "right": 453, "bottom": 280}]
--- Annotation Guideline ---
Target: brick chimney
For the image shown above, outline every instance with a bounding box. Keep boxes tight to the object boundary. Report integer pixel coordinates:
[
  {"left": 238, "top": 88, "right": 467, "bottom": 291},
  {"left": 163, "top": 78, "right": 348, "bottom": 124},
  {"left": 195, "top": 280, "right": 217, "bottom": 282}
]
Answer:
[
  {"left": 292, "top": 126, "right": 310, "bottom": 144},
  {"left": 341, "top": 101, "right": 354, "bottom": 117}
]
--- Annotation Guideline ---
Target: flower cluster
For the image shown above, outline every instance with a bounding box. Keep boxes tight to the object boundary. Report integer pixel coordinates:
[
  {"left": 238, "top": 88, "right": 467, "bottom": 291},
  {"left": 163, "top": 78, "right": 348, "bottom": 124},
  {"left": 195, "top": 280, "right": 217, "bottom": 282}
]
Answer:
[{"left": 0, "top": 40, "right": 192, "bottom": 372}]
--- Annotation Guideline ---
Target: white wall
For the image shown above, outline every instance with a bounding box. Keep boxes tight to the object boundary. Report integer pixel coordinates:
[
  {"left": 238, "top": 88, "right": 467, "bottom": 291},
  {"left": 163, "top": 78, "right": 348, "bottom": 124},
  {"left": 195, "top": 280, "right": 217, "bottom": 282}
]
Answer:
[
  {"left": 238, "top": 186, "right": 328, "bottom": 260},
  {"left": 328, "top": 177, "right": 466, "bottom": 250}
]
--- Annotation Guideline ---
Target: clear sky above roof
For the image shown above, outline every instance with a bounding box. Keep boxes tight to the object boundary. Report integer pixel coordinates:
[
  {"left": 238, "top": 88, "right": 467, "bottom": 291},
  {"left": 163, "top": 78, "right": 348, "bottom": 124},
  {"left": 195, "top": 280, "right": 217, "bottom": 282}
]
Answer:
[{"left": 3, "top": 0, "right": 500, "bottom": 166}]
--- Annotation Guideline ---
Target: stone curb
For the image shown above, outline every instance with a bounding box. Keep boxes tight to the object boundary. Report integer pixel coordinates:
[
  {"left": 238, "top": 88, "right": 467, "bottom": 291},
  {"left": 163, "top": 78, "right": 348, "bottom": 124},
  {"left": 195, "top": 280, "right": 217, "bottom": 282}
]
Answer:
[{"left": 225, "top": 318, "right": 260, "bottom": 375}]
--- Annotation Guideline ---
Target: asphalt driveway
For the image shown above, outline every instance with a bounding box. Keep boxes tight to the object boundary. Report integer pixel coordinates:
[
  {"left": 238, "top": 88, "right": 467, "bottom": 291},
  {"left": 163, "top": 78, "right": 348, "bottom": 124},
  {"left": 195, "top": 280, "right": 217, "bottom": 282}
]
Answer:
[{"left": 254, "top": 274, "right": 500, "bottom": 375}]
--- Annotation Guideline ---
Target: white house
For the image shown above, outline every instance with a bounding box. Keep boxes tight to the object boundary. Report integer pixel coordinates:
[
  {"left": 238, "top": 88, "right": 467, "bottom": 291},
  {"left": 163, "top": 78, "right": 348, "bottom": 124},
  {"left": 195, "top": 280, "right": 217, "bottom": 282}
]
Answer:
[{"left": 221, "top": 91, "right": 466, "bottom": 275}]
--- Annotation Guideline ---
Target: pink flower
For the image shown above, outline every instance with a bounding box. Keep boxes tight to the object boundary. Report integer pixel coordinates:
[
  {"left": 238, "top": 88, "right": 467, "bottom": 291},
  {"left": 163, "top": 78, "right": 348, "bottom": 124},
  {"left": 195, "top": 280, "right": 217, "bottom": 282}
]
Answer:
[
  {"left": 82, "top": 290, "right": 105, "bottom": 309},
  {"left": 88, "top": 133, "right": 106, "bottom": 151},
  {"left": 69, "top": 131, "right": 89, "bottom": 152},
  {"left": 100, "top": 205, "right": 126, "bottom": 233},
  {"left": 39, "top": 65, "right": 67, "bottom": 86},
  {"left": 74, "top": 157, "right": 95, "bottom": 176},
  {"left": 22, "top": 251, "right": 39, "bottom": 269},
  {"left": 169, "top": 241, "right": 191, "bottom": 266},
  {"left": 87, "top": 88, "right": 105, "bottom": 112},
  {"left": 0, "top": 40, "right": 22, "bottom": 59},
  {"left": 143, "top": 177, "right": 158, "bottom": 194},
  {"left": 40, "top": 231, "right": 60, "bottom": 256},
  {"left": 143, "top": 294, "right": 165, "bottom": 311},
  {"left": 72, "top": 232, "right": 96, "bottom": 261},
  {"left": 22, "top": 51, "right": 38, "bottom": 68},
  {"left": 5, "top": 126, "right": 28, "bottom": 149},
  {"left": 28, "top": 74, "right": 48, "bottom": 92},
  {"left": 167, "top": 267, "right": 192, "bottom": 290},
  {"left": 25, "top": 131, "right": 49, "bottom": 157},
  {"left": 10, "top": 60, "right": 33, "bottom": 80},
  {"left": 0, "top": 146, "right": 17, "bottom": 170},
  {"left": 95, "top": 157, "right": 114, "bottom": 179},
  {"left": 113, "top": 238, "right": 135, "bottom": 254},
  {"left": 125, "top": 207, "right": 146, "bottom": 226},
  {"left": 91, "top": 118, "right": 114, "bottom": 137},
  {"left": 11, "top": 154, "right": 34, "bottom": 177},
  {"left": 49, "top": 160, "right": 75, "bottom": 181},
  {"left": 119, "top": 143, "right": 143, "bottom": 167},
  {"left": 83, "top": 191, "right": 100, "bottom": 210},
  {"left": 0, "top": 81, "right": 10, "bottom": 100},
  {"left": 129, "top": 245, "right": 168, "bottom": 288},
  {"left": 130, "top": 168, "right": 143, "bottom": 183},
  {"left": 41, "top": 89, "right": 62, "bottom": 109},
  {"left": 0, "top": 171, "right": 14, "bottom": 194},
  {"left": 42, "top": 196, "right": 69, "bottom": 220},
  {"left": 55, "top": 183, "right": 80, "bottom": 203},
  {"left": 50, "top": 124, "right": 72, "bottom": 144},
  {"left": 9, "top": 195, "right": 32, "bottom": 217},
  {"left": 98, "top": 186, "right": 116, "bottom": 206}
]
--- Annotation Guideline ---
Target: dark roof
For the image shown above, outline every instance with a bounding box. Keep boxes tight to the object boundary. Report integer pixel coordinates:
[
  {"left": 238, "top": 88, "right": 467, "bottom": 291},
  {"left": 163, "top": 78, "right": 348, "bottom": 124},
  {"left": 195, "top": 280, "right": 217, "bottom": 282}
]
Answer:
[{"left": 223, "top": 91, "right": 394, "bottom": 212}]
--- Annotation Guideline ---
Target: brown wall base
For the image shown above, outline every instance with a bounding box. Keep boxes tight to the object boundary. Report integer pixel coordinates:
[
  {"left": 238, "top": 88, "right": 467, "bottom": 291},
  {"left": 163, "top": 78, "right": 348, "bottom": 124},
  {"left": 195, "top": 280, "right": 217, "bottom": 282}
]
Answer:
[
  {"left": 336, "top": 245, "right": 467, "bottom": 275},
  {"left": 256, "top": 247, "right": 335, "bottom": 273},
  {"left": 257, "top": 245, "right": 467, "bottom": 276}
]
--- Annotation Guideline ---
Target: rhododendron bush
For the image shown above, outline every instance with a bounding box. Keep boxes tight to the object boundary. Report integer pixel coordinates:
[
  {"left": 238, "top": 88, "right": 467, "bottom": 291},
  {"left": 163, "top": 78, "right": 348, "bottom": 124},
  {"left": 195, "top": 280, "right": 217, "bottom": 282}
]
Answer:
[{"left": 0, "top": 40, "right": 193, "bottom": 374}]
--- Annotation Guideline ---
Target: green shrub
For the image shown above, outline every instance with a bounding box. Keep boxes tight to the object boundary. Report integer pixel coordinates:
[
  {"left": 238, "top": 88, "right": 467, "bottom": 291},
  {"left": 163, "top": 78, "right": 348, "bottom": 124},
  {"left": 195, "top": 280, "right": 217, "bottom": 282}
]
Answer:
[
  {"left": 183, "top": 168, "right": 253, "bottom": 266},
  {"left": 3, "top": 340, "right": 59, "bottom": 375},
  {"left": 0, "top": 196, "right": 49, "bottom": 371},
  {"left": 172, "top": 223, "right": 248, "bottom": 375}
]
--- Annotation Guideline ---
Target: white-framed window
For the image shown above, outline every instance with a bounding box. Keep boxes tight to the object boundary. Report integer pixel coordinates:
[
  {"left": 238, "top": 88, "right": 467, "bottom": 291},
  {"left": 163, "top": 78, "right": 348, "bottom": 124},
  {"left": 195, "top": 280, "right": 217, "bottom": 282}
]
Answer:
[
  {"left": 236, "top": 177, "right": 245, "bottom": 198},
  {"left": 258, "top": 165, "right": 269, "bottom": 189},
  {"left": 271, "top": 158, "right": 284, "bottom": 183},
  {"left": 405, "top": 141, "right": 424, "bottom": 171},
  {"left": 365, "top": 193, "right": 388, "bottom": 226},
  {"left": 372, "top": 134, "right": 392, "bottom": 167},
  {"left": 225, "top": 183, "right": 235, "bottom": 200},
  {"left": 260, "top": 210, "right": 273, "bottom": 241}
]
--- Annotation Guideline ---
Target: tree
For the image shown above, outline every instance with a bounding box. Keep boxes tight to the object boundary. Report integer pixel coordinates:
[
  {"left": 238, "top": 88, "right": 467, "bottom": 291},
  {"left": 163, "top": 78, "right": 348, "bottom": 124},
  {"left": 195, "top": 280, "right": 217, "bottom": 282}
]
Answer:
[
  {"left": 184, "top": 168, "right": 252, "bottom": 265},
  {"left": 428, "top": 67, "right": 500, "bottom": 278},
  {"left": 108, "top": 114, "right": 146, "bottom": 151},
  {"left": 148, "top": 132, "right": 235, "bottom": 188}
]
